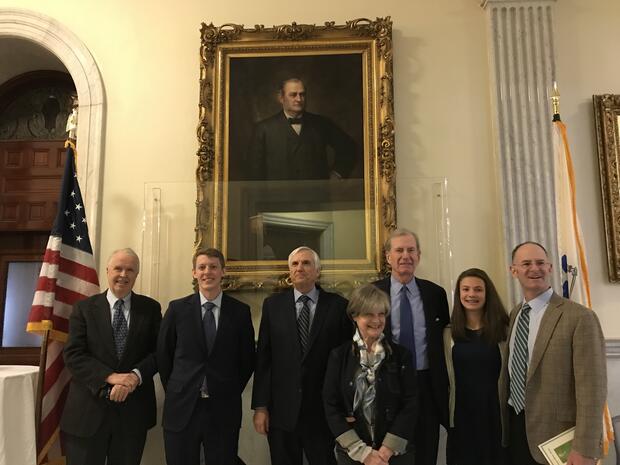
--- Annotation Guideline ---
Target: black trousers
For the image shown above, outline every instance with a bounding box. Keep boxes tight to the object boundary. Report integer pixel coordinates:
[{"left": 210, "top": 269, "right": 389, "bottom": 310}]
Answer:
[
  {"left": 508, "top": 407, "right": 543, "bottom": 465},
  {"left": 413, "top": 370, "right": 441, "bottom": 465},
  {"left": 164, "top": 397, "right": 240, "bottom": 465},
  {"left": 63, "top": 409, "right": 147, "bottom": 465},
  {"left": 267, "top": 407, "right": 336, "bottom": 465}
]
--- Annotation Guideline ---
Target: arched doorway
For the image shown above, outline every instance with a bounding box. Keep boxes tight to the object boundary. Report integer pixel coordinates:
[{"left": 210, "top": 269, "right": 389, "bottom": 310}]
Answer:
[
  {"left": 0, "top": 7, "right": 105, "bottom": 251},
  {"left": 0, "top": 10, "right": 104, "bottom": 366}
]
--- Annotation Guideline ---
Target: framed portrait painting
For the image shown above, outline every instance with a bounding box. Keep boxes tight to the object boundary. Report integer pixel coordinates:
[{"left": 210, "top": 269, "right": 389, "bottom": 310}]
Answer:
[
  {"left": 195, "top": 18, "right": 396, "bottom": 289},
  {"left": 594, "top": 94, "right": 620, "bottom": 282}
]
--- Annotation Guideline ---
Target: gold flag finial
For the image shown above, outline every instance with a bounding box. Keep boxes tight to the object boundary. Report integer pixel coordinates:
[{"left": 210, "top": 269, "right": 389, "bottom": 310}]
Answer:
[{"left": 551, "top": 81, "right": 560, "bottom": 117}]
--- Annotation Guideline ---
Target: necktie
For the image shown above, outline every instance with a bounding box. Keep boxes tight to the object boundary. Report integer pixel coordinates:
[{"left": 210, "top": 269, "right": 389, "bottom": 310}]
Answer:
[
  {"left": 399, "top": 286, "right": 417, "bottom": 369},
  {"left": 202, "top": 302, "right": 216, "bottom": 354},
  {"left": 112, "top": 299, "right": 128, "bottom": 359},
  {"left": 200, "top": 302, "right": 216, "bottom": 397},
  {"left": 288, "top": 117, "right": 303, "bottom": 125},
  {"left": 297, "top": 295, "right": 311, "bottom": 354},
  {"left": 510, "top": 303, "right": 532, "bottom": 414}
]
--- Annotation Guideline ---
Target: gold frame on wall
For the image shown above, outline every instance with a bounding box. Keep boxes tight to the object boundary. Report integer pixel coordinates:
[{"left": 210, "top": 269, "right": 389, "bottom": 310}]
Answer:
[
  {"left": 195, "top": 18, "right": 396, "bottom": 289},
  {"left": 594, "top": 94, "right": 620, "bottom": 282}
]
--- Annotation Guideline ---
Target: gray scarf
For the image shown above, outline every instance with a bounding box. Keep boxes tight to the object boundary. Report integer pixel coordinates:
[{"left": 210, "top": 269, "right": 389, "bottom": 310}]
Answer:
[{"left": 352, "top": 329, "right": 385, "bottom": 440}]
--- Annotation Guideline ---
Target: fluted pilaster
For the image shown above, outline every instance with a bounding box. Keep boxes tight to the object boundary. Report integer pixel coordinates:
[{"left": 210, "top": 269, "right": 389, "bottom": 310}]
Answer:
[{"left": 481, "top": 0, "right": 560, "bottom": 302}]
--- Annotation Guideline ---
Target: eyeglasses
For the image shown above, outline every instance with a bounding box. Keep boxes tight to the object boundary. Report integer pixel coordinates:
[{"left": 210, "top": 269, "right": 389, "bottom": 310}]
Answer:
[{"left": 512, "top": 260, "right": 551, "bottom": 270}]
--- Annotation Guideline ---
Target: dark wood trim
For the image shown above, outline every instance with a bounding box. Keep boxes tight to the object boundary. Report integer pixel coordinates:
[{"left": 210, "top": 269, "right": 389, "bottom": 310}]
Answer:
[{"left": 0, "top": 347, "right": 40, "bottom": 365}]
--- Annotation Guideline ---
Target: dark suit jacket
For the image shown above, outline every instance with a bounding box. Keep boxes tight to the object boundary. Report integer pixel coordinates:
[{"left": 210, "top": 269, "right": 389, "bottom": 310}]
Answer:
[
  {"left": 323, "top": 339, "right": 417, "bottom": 449},
  {"left": 61, "top": 291, "right": 162, "bottom": 437},
  {"left": 373, "top": 276, "right": 450, "bottom": 426},
  {"left": 245, "top": 111, "right": 355, "bottom": 181},
  {"left": 499, "top": 293, "right": 607, "bottom": 462},
  {"left": 157, "top": 292, "right": 255, "bottom": 432},
  {"left": 251, "top": 287, "right": 351, "bottom": 432}
]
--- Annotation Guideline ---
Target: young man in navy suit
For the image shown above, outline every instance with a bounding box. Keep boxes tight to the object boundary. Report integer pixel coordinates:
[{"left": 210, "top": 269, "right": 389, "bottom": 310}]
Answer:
[
  {"left": 158, "top": 248, "right": 255, "bottom": 465},
  {"left": 252, "top": 246, "right": 351, "bottom": 465}
]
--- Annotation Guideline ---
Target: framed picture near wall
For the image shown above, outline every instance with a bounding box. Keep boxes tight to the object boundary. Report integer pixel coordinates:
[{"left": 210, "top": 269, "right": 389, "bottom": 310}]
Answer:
[
  {"left": 195, "top": 18, "right": 396, "bottom": 289},
  {"left": 594, "top": 94, "right": 620, "bottom": 282}
]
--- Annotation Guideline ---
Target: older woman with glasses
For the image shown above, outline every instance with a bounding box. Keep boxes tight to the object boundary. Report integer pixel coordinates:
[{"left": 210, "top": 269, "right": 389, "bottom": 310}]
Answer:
[{"left": 323, "top": 284, "right": 417, "bottom": 465}]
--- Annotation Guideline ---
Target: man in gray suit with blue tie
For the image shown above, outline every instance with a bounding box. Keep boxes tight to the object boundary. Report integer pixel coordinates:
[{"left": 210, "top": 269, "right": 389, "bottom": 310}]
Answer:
[{"left": 373, "top": 228, "right": 450, "bottom": 465}]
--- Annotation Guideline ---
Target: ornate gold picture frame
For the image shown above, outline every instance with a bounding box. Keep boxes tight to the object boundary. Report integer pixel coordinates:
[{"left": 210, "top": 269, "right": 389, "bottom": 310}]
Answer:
[
  {"left": 593, "top": 94, "right": 620, "bottom": 282},
  {"left": 195, "top": 18, "right": 396, "bottom": 289}
]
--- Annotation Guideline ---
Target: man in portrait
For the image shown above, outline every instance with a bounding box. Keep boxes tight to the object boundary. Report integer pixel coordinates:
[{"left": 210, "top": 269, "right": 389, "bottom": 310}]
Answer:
[
  {"left": 244, "top": 78, "right": 356, "bottom": 181},
  {"left": 502, "top": 241, "right": 606, "bottom": 465},
  {"left": 252, "top": 246, "right": 351, "bottom": 465},
  {"left": 61, "top": 248, "right": 161, "bottom": 465},
  {"left": 373, "top": 228, "right": 450, "bottom": 465},
  {"left": 157, "top": 248, "right": 255, "bottom": 465}
]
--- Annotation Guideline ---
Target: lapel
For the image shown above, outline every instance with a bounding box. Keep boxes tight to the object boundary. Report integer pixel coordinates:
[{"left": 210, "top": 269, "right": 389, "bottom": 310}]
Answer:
[
  {"left": 284, "top": 290, "right": 303, "bottom": 361},
  {"left": 528, "top": 293, "right": 564, "bottom": 380},
  {"left": 305, "top": 287, "right": 328, "bottom": 358},
  {"left": 377, "top": 278, "right": 395, "bottom": 341},
  {"left": 416, "top": 277, "right": 436, "bottom": 329},
  {"left": 189, "top": 293, "right": 208, "bottom": 354},
  {"left": 122, "top": 292, "right": 144, "bottom": 360},
  {"left": 94, "top": 292, "right": 117, "bottom": 359},
  {"left": 507, "top": 304, "right": 519, "bottom": 345},
  {"left": 211, "top": 293, "right": 231, "bottom": 355}
]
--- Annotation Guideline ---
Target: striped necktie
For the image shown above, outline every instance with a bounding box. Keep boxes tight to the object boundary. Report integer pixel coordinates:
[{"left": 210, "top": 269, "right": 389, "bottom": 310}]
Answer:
[
  {"left": 297, "top": 295, "right": 311, "bottom": 354},
  {"left": 510, "top": 303, "right": 531, "bottom": 414}
]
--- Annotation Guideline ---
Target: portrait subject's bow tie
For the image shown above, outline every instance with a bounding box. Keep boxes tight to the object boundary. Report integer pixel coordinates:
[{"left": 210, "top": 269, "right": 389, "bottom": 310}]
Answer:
[{"left": 288, "top": 117, "right": 303, "bottom": 125}]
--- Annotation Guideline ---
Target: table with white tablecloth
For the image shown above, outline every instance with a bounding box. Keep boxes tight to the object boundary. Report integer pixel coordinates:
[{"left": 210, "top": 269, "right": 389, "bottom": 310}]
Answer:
[{"left": 0, "top": 365, "right": 38, "bottom": 465}]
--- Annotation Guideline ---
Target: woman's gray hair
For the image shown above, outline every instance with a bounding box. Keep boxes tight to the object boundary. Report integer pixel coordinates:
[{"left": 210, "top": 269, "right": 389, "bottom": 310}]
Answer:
[{"left": 346, "top": 284, "right": 390, "bottom": 320}]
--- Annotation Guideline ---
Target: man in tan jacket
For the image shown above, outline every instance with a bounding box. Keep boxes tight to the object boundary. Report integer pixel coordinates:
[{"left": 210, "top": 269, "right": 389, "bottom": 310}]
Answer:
[{"left": 502, "top": 241, "right": 606, "bottom": 465}]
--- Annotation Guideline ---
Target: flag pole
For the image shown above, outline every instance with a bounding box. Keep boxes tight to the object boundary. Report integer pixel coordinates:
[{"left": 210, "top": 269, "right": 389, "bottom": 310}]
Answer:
[{"left": 35, "top": 319, "right": 53, "bottom": 451}]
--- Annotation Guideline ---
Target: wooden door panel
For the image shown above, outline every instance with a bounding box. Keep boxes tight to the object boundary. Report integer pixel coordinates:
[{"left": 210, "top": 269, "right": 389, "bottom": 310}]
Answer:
[{"left": 0, "top": 140, "right": 65, "bottom": 230}]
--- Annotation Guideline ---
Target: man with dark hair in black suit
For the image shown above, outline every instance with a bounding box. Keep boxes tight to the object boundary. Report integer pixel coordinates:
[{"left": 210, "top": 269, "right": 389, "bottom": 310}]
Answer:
[
  {"left": 61, "top": 248, "right": 161, "bottom": 465},
  {"left": 157, "top": 248, "right": 255, "bottom": 465},
  {"left": 245, "top": 78, "right": 356, "bottom": 181},
  {"left": 373, "top": 228, "right": 450, "bottom": 465},
  {"left": 252, "top": 246, "right": 351, "bottom": 465}
]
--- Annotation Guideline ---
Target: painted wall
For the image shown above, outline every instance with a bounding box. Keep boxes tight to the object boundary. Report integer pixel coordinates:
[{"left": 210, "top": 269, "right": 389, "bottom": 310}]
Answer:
[
  {"left": 0, "top": 0, "right": 618, "bottom": 463},
  {"left": 554, "top": 0, "right": 620, "bottom": 336},
  {"left": 0, "top": 0, "right": 504, "bottom": 306}
]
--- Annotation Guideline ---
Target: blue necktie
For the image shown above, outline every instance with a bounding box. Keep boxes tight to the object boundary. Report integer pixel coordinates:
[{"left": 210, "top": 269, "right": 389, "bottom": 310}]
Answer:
[
  {"left": 399, "top": 286, "right": 417, "bottom": 369},
  {"left": 112, "top": 300, "right": 128, "bottom": 359},
  {"left": 200, "top": 302, "right": 216, "bottom": 397},
  {"left": 202, "top": 302, "right": 216, "bottom": 354}
]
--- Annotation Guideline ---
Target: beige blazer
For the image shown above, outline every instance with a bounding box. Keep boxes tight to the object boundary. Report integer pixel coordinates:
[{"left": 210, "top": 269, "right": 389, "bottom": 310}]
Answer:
[{"left": 499, "top": 293, "right": 607, "bottom": 462}]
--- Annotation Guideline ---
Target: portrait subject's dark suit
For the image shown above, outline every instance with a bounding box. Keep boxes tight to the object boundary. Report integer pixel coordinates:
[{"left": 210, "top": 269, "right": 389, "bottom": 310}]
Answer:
[
  {"left": 499, "top": 293, "right": 607, "bottom": 464},
  {"left": 61, "top": 291, "right": 161, "bottom": 465},
  {"left": 245, "top": 111, "right": 356, "bottom": 181},
  {"left": 157, "top": 292, "right": 255, "bottom": 465},
  {"left": 252, "top": 287, "right": 351, "bottom": 465},
  {"left": 373, "top": 276, "right": 450, "bottom": 465}
]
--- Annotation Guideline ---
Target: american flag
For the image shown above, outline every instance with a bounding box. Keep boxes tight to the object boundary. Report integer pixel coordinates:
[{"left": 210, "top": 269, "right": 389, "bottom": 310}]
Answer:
[{"left": 26, "top": 142, "right": 100, "bottom": 464}]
